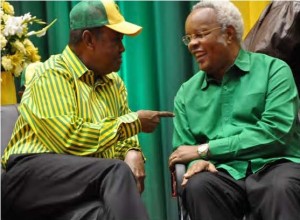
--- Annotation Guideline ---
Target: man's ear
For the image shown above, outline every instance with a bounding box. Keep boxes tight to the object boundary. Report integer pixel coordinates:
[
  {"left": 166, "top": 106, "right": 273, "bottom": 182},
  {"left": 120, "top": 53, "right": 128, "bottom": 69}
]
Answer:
[
  {"left": 225, "top": 25, "right": 236, "bottom": 44},
  {"left": 81, "top": 30, "right": 95, "bottom": 49}
]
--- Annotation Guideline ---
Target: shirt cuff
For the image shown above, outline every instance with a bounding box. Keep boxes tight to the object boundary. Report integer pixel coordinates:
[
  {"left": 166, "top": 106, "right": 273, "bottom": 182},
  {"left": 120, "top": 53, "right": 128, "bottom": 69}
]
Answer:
[
  {"left": 118, "top": 112, "right": 141, "bottom": 139},
  {"left": 124, "top": 148, "right": 147, "bottom": 162},
  {"left": 208, "top": 138, "right": 230, "bottom": 158}
]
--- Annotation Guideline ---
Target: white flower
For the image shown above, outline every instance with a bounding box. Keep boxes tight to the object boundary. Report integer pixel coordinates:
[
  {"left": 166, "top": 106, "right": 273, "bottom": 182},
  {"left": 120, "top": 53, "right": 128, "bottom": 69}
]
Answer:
[
  {"left": 27, "top": 18, "right": 57, "bottom": 37},
  {"left": 3, "top": 16, "right": 24, "bottom": 37},
  {"left": 22, "top": 12, "right": 32, "bottom": 22}
]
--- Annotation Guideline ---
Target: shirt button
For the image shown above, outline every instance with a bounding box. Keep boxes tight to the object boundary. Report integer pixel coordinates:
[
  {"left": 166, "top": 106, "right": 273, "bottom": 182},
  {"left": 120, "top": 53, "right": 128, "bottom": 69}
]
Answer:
[{"left": 223, "top": 86, "right": 228, "bottom": 91}]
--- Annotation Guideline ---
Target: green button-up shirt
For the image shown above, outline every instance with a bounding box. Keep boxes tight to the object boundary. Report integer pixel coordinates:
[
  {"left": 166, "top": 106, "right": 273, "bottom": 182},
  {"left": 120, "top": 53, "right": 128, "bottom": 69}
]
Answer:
[
  {"left": 173, "top": 49, "right": 300, "bottom": 180},
  {"left": 2, "top": 46, "right": 142, "bottom": 169}
]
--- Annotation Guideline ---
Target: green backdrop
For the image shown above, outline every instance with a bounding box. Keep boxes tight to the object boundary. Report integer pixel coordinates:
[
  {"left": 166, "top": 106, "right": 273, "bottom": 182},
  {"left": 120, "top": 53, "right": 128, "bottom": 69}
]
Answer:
[{"left": 10, "top": 1, "right": 198, "bottom": 219}]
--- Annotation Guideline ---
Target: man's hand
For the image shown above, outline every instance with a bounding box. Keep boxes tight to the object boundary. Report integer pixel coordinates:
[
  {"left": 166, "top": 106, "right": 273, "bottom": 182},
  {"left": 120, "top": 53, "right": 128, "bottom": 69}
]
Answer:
[
  {"left": 181, "top": 160, "right": 217, "bottom": 187},
  {"left": 124, "top": 150, "right": 146, "bottom": 194},
  {"left": 168, "top": 145, "right": 199, "bottom": 171},
  {"left": 137, "top": 110, "right": 174, "bottom": 133}
]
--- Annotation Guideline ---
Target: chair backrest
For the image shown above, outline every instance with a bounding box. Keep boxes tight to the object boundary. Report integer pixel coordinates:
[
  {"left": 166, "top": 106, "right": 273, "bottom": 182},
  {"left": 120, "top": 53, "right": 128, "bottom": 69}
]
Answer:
[{"left": 1, "top": 104, "right": 20, "bottom": 156}]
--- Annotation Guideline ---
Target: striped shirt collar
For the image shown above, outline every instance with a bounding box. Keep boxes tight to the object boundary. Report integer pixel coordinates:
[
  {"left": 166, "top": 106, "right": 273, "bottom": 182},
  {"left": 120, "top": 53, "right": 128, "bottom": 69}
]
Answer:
[{"left": 62, "top": 45, "right": 113, "bottom": 86}]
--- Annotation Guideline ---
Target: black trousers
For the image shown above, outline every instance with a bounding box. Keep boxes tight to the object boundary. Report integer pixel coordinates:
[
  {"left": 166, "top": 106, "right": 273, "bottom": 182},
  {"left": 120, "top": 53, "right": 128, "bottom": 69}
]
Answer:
[
  {"left": 182, "top": 161, "right": 300, "bottom": 220},
  {"left": 1, "top": 154, "right": 149, "bottom": 220}
]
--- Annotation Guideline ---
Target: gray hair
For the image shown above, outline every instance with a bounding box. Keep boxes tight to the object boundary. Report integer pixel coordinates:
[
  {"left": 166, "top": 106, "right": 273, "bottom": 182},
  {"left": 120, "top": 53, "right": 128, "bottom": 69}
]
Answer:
[{"left": 192, "top": 0, "right": 244, "bottom": 43}]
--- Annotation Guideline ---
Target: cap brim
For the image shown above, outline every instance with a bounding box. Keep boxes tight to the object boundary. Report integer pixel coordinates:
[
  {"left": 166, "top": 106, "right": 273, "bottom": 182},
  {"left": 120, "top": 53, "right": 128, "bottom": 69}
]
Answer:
[{"left": 105, "top": 21, "right": 142, "bottom": 36}]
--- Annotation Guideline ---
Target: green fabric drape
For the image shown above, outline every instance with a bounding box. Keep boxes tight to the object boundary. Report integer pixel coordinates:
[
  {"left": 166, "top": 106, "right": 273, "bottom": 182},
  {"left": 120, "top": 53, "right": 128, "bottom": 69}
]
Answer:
[
  {"left": 10, "top": 1, "right": 197, "bottom": 219},
  {"left": 118, "top": 2, "right": 197, "bottom": 219}
]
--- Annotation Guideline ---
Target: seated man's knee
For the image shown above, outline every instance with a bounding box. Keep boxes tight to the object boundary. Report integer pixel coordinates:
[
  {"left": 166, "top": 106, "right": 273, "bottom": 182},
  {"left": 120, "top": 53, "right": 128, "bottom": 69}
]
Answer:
[
  {"left": 185, "top": 172, "right": 216, "bottom": 197},
  {"left": 111, "top": 159, "right": 132, "bottom": 173},
  {"left": 269, "top": 177, "right": 299, "bottom": 197},
  {"left": 88, "top": 158, "right": 133, "bottom": 182},
  {"left": 103, "top": 159, "right": 133, "bottom": 178}
]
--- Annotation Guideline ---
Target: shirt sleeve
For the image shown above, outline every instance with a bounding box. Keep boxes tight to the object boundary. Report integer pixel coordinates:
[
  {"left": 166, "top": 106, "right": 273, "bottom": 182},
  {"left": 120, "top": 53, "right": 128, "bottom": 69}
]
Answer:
[
  {"left": 172, "top": 85, "right": 198, "bottom": 149},
  {"left": 114, "top": 79, "right": 144, "bottom": 160},
  {"left": 19, "top": 68, "right": 141, "bottom": 156},
  {"left": 209, "top": 63, "right": 300, "bottom": 160}
]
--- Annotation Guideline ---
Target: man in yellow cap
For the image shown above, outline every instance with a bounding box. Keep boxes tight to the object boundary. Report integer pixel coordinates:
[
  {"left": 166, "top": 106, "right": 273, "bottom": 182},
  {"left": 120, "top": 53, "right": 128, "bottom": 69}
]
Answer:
[{"left": 1, "top": 0, "right": 174, "bottom": 219}]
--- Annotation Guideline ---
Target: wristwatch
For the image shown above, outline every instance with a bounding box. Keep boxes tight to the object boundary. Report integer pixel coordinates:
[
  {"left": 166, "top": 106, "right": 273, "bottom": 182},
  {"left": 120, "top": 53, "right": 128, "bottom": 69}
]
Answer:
[{"left": 197, "top": 143, "right": 209, "bottom": 159}]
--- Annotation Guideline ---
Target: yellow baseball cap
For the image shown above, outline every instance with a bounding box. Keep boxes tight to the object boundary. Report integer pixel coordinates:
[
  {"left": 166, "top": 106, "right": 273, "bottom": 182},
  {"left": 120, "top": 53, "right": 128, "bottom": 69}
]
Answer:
[{"left": 69, "top": 0, "right": 142, "bottom": 36}]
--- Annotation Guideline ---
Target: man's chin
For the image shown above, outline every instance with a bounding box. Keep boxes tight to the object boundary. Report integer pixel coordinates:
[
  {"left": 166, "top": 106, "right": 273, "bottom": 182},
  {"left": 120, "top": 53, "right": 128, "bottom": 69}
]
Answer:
[
  {"left": 198, "top": 63, "right": 208, "bottom": 72},
  {"left": 110, "top": 66, "right": 121, "bottom": 73},
  {"left": 114, "top": 63, "right": 121, "bottom": 71}
]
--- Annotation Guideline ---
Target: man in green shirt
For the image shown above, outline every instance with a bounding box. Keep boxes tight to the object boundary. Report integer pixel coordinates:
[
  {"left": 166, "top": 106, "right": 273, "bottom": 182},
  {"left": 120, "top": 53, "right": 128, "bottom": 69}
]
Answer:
[
  {"left": 169, "top": 1, "right": 300, "bottom": 219},
  {"left": 1, "top": 1, "right": 173, "bottom": 220}
]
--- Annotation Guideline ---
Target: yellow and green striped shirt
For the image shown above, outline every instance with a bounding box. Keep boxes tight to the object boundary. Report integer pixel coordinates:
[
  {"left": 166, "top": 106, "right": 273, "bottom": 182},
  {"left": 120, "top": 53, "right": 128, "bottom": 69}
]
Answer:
[{"left": 2, "top": 46, "right": 142, "bottom": 169}]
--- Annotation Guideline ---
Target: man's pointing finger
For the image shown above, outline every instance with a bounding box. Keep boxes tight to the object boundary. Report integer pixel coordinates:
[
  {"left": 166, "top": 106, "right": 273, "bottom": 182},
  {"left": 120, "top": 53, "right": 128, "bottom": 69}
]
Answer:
[{"left": 157, "top": 111, "right": 175, "bottom": 117}]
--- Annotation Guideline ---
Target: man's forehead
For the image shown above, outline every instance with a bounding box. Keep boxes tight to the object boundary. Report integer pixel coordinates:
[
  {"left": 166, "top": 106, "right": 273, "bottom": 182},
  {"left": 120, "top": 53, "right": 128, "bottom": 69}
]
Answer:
[
  {"left": 190, "top": 7, "right": 216, "bottom": 21},
  {"left": 100, "top": 26, "right": 124, "bottom": 38},
  {"left": 187, "top": 8, "right": 217, "bottom": 27}
]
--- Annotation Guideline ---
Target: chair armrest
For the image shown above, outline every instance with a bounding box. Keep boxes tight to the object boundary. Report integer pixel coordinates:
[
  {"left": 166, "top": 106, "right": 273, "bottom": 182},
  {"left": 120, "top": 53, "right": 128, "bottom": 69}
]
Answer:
[
  {"left": 175, "top": 163, "right": 186, "bottom": 196},
  {"left": 171, "top": 163, "right": 186, "bottom": 197},
  {"left": 172, "top": 163, "right": 190, "bottom": 220},
  {"left": 1, "top": 104, "right": 20, "bottom": 156}
]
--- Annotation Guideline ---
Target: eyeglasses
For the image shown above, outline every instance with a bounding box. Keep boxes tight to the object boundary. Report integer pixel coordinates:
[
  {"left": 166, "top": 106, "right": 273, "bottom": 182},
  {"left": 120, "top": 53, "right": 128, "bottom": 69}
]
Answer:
[{"left": 182, "top": 27, "right": 222, "bottom": 46}]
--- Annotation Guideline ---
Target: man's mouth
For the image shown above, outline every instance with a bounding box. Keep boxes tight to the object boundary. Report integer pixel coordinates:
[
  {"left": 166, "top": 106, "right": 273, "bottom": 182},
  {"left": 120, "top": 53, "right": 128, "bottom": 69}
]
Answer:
[{"left": 195, "top": 52, "right": 207, "bottom": 63}]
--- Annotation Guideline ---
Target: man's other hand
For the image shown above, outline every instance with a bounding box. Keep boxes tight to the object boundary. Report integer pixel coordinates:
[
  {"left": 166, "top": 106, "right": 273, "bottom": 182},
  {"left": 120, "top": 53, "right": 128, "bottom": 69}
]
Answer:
[
  {"left": 124, "top": 150, "right": 145, "bottom": 194},
  {"left": 182, "top": 160, "right": 217, "bottom": 187}
]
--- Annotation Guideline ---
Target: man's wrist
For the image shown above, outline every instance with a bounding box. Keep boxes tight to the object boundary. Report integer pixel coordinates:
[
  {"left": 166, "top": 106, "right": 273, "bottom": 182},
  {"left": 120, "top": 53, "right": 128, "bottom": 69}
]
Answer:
[
  {"left": 197, "top": 143, "right": 209, "bottom": 159},
  {"left": 125, "top": 148, "right": 146, "bottom": 162}
]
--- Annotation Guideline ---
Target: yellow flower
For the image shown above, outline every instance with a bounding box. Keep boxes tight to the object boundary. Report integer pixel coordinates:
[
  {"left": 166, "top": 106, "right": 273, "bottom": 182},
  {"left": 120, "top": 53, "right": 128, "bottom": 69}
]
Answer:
[
  {"left": 9, "top": 52, "right": 25, "bottom": 77},
  {"left": 1, "top": 55, "right": 13, "bottom": 71},
  {"left": 0, "top": 0, "right": 56, "bottom": 77},
  {"left": 2, "top": 0, "right": 14, "bottom": 15},
  {"left": 23, "top": 38, "right": 41, "bottom": 62},
  {"left": 13, "top": 63, "right": 24, "bottom": 77},
  {"left": 0, "top": 13, "right": 9, "bottom": 27},
  {"left": 12, "top": 39, "right": 26, "bottom": 54},
  {"left": 0, "top": 34, "right": 7, "bottom": 49}
]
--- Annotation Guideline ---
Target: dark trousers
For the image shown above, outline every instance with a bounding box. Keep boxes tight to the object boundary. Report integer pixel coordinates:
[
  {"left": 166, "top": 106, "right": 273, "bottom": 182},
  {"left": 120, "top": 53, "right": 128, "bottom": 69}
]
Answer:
[
  {"left": 1, "top": 154, "right": 149, "bottom": 220},
  {"left": 182, "top": 161, "right": 300, "bottom": 220}
]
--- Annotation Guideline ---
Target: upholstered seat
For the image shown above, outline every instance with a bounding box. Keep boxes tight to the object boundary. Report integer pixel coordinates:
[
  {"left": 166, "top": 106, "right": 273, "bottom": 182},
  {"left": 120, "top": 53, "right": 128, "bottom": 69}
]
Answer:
[{"left": 1, "top": 104, "right": 19, "bottom": 157}]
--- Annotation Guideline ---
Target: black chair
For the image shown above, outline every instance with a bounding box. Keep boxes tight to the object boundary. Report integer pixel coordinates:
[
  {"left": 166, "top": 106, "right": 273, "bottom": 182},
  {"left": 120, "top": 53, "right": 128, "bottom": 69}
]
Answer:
[{"left": 173, "top": 164, "right": 190, "bottom": 220}]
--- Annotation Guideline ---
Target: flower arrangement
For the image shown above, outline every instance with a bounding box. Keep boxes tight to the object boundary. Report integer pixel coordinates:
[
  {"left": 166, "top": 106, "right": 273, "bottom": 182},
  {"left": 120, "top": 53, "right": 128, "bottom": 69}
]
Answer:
[{"left": 0, "top": 0, "right": 56, "bottom": 77}]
